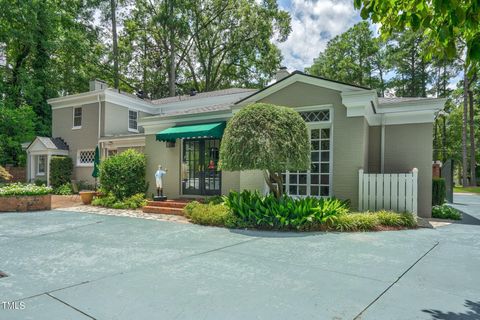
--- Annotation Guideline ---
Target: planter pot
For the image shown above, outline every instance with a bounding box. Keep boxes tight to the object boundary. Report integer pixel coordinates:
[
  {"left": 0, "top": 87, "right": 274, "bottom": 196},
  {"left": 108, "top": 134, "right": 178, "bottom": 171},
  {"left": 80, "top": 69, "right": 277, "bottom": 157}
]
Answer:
[
  {"left": 0, "top": 195, "right": 51, "bottom": 212},
  {"left": 79, "top": 191, "right": 96, "bottom": 205}
]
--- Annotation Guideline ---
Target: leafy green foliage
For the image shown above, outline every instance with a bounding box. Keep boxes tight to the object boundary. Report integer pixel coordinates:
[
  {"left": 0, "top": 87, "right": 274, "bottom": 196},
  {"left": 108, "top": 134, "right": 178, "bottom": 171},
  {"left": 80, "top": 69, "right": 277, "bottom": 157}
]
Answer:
[
  {"left": 99, "top": 149, "right": 147, "bottom": 200},
  {"left": 333, "top": 211, "right": 416, "bottom": 232},
  {"left": 92, "top": 193, "right": 147, "bottom": 209},
  {"left": 432, "top": 178, "right": 447, "bottom": 206},
  {"left": 220, "top": 103, "right": 309, "bottom": 198},
  {"left": 354, "top": 0, "right": 480, "bottom": 67},
  {"left": 0, "top": 183, "right": 52, "bottom": 196},
  {"left": 432, "top": 204, "right": 462, "bottom": 220},
  {"left": 184, "top": 201, "right": 241, "bottom": 228},
  {"left": 54, "top": 183, "right": 73, "bottom": 195},
  {"left": 50, "top": 156, "right": 73, "bottom": 188},
  {"left": 223, "top": 190, "right": 349, "bottom": 230}
]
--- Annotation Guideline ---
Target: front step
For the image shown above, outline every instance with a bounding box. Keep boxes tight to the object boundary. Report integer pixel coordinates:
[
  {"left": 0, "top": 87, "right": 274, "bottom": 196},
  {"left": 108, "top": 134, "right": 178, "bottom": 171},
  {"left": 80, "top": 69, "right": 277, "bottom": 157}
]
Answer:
[
  {"left": 146, "top": 200, "right": 189, "bottom": 208},
  {"left": 142, "top": 206, "right": 185, "bottom": 216}
]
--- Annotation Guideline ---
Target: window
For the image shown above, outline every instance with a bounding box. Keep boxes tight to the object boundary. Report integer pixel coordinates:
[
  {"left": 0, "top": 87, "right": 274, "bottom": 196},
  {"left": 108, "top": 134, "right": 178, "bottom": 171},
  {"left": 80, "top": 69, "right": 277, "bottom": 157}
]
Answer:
[
  {"left": 77, "top": 150, "right": 95, "bottom": 166},
  {"left": 128, "top": 110, "right": 138, "bottom": 131},
  {"left": 283, "top": 108, "right": 332, "bottom": 197},
  {"left": 37, "top": 155, "right": 46, "bottom": 175},
  {"left": 73, "top": 107, "right": 82, "bottom": 128}
]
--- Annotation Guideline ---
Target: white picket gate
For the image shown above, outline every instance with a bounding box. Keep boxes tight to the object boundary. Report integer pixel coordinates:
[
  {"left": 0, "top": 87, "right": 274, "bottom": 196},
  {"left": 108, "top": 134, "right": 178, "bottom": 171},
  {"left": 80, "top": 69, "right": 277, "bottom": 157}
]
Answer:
[{"left": 358, "top": 168, "right": 418, "bottom": 214}]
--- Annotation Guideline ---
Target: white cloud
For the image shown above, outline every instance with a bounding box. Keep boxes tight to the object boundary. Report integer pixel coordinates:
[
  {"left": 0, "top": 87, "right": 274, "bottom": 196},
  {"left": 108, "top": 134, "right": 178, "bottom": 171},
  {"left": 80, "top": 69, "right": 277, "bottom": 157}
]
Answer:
[{"left": 276, "top": 0, "right": 361, "bottom": 71}]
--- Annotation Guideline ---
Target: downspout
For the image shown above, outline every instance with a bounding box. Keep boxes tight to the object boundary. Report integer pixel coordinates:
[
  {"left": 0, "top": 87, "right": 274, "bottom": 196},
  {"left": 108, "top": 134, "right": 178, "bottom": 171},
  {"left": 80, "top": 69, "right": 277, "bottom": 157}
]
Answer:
[
  {"left": 97, "top": 94, "right": 102, "bottom": 139},
  {"left": 381, "top": 114, "right": 385, "bottom": 174}
]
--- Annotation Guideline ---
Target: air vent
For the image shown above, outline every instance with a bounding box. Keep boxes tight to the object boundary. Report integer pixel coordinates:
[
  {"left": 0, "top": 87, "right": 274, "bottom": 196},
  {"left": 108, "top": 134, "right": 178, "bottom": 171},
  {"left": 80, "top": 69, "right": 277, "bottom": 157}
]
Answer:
[{"left": 0, "top": 271, "right": 8, "bottom": 278}]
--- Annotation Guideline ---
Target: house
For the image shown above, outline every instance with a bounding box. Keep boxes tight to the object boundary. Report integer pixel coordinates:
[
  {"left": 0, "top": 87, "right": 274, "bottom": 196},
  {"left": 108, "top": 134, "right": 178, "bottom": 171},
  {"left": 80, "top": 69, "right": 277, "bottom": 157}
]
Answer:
[{"left": 28, "top": 71, "right": 445, "bottom": 217}]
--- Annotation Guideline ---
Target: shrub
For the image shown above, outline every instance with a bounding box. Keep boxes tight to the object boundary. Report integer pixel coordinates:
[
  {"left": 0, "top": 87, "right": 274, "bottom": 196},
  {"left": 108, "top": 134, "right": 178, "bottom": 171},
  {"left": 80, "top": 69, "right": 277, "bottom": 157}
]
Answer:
[
  {"left": 333, "top": 211, "right": 416, "bottom": 232},
  {"left": 204, "top": 195, "right": 224, "bottom": 205},
  {"left": 50, "top": 156, "right": 73, "bottom": 188},
  {"left": 54, "top": 183, "right": 73, "bottom": 195},
  {"left": 92, "top": 192, "right": 147, "bottom": 209},
  {"left": 432, "top": 178, "right": 446, "bottom": 206},
  {"left": 224, "top": 190, "right": 349, "bottom": 230},
  {"left": 34, "top": 179, "right": 46, "bottom": 186},
  {"left": 184, "top": 201, "right": 240, "bottom": 228},
  {"left": 0, "top": 183, "right": 52, "bottom": 196},
  {"left": 99, "top": 149, "right": 147, "bottom": 200},
  {"left": 432, "top": 204, "right": 461, "bottom": 220}
]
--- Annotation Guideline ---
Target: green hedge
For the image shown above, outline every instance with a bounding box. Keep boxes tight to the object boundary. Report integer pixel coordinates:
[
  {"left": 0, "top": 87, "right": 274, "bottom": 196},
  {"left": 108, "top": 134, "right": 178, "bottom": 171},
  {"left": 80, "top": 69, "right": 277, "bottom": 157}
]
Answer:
[
  {"left": 50, "top": 156, "right": 73, "bottom": 188},
  {"left": 432, "top": 178, "right": 446, "bottom": 206},
  {"left": 99, "top": 149, "right": 147, "bottom": 200}
]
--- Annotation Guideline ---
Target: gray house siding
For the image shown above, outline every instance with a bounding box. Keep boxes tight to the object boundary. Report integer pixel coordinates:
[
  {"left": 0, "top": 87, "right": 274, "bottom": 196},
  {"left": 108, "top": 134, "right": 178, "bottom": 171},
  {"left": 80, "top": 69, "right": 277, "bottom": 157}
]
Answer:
[
  {"left": 104, "top": 102, "right": 150, "bottom": 135},
  {"left": 257, "top": 82, "right": 367, "bottom": 210},
  {"left": 384, "top": 123, "right": 433, "bottom": 217},
  {"left": 52, "top": 103, "right": 99, "bottom": 183}
]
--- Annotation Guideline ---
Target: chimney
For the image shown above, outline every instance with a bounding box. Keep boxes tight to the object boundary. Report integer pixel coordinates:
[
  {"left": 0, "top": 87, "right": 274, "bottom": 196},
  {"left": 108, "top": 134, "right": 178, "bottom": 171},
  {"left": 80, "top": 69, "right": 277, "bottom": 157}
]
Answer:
[
  {"left": 89, "top": 79, "right": 108, "bottom": 91},
  {"left": 275, "top": 67, "right": 289, "bottom": 82}
]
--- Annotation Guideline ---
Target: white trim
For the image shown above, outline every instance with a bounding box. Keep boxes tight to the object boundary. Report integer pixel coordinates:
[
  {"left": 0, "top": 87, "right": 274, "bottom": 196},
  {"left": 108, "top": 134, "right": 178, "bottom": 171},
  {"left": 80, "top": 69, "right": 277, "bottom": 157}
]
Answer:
[
  {"left": 128, "top": 109, "right": 139, "bottom": 132},
  {"left": 76, "top": 149, "right": 95, "bottom": 167}
]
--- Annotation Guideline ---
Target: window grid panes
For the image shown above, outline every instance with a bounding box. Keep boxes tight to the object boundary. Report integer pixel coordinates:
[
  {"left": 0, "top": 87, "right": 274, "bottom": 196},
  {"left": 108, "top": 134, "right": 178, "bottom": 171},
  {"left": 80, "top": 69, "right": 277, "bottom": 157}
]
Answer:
[
  {"left": 73, "top": 107, "right": 82, "bottom": 127},
  {"left": 78, "top": 150, "right": 95, "bottom": 165},
  {"left": 285, "top": 126, "right": 331, "bottom": 197},
  {"left": 299, "top": 110, "right": 329, "bottom": 122},
  {"left": 129, "top": 110, "right": 138, "bottom": 131},
  {"left": 37, "top": 155, "right": 46, "bottom": 174}
]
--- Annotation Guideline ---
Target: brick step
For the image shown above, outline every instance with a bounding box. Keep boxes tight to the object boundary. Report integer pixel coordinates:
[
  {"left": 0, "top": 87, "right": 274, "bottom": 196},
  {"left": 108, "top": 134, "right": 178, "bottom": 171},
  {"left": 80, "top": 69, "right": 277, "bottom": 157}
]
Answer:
[
  {"left": 146, "top": 200, "right": 189, "bottom": 209},
  {"left": 142, "top": 206, "right": 185, "bottom": 216}
]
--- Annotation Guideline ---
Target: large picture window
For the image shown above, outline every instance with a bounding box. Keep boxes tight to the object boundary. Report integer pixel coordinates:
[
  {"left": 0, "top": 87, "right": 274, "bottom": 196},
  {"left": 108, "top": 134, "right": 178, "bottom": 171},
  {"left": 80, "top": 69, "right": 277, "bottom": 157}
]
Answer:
[
  {"left": 128, "top": 110, "right": 138, "bottom": 132},
  {"left": 73, "top": 107, "right": 82, "bottom": 128},
  {"left": 283, "top": 108, "right": 332, "bottom": 197}
]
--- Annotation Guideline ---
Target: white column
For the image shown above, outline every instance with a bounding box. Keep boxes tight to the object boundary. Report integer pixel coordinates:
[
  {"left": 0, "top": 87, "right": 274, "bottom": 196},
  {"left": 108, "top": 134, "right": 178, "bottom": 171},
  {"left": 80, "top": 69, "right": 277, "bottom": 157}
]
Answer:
[{"left": 46, "top": 154, "right": 51, "bottom": 186}]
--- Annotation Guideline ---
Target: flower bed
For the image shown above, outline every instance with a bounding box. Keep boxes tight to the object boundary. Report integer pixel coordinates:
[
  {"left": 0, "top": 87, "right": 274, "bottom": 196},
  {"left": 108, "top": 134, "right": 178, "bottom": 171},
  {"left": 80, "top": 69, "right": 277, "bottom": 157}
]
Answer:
[{"left": 0, "top": 183, "right": 53, "bottom": 212}]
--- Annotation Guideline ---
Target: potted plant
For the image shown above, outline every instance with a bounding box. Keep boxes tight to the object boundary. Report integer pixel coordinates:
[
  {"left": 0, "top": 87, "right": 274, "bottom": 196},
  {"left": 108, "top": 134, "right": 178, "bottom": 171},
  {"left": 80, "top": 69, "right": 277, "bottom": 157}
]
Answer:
[{"left": 79, "top": 190, "right": 96, "bottom": 204}]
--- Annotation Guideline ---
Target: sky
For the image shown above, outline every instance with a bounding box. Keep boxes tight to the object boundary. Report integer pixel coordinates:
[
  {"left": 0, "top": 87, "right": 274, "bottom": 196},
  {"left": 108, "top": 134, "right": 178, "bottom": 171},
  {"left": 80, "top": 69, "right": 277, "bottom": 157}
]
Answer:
[{"left": 275, "top": 0, "right": 362, "bottom": 72}]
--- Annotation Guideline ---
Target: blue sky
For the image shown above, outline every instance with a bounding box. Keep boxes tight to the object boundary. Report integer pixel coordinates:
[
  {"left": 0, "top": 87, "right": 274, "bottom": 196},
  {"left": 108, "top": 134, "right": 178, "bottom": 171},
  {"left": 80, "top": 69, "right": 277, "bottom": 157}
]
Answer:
[{"left": 275, "top": 0, "right": 362, "bottom": 71}]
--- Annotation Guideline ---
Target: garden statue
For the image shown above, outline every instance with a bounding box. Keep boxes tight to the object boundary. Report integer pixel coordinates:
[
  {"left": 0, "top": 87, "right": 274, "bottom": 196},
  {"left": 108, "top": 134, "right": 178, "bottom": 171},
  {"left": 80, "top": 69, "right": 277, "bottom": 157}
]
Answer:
[{"left": 154, "top": 165, "right": 167, "bottom": 201}]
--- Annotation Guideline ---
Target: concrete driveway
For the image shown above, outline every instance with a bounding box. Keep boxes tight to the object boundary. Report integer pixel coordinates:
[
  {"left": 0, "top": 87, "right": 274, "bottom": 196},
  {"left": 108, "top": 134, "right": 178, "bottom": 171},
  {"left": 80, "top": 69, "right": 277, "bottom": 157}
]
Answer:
[{"left": 1, "top": 195, "right": 479, "bottom": 320}]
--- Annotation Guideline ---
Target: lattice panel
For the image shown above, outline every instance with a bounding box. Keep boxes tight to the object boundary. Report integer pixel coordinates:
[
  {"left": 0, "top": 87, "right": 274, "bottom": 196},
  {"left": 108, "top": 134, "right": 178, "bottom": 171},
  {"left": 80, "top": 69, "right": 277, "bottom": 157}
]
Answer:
[
  {"left": 299, "top": 110, "right": 329, "bottom": 122},
  {"left": 79, "top": 150, "right": 95, "bottom": 164}
]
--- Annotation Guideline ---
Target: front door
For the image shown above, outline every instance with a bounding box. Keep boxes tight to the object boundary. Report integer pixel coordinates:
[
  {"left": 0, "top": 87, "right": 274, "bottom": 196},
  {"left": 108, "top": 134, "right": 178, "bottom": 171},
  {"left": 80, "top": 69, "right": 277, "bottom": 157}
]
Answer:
[{"left": 182, "top": 139, "right": 221, "bottom": 195}]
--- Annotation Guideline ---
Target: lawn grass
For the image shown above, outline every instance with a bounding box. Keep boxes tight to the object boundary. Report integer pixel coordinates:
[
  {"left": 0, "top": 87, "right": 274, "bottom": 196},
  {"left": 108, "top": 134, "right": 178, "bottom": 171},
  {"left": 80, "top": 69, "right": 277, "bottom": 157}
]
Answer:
[{"left": 453, "top": 186, "right": 480, "bottom": 194}]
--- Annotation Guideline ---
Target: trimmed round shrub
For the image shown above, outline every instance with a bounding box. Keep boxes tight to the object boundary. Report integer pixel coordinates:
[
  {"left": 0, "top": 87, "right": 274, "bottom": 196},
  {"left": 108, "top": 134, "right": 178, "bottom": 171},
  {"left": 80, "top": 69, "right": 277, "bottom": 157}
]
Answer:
[
  {"left": 220, "top": 103, "right": 310, "bottom": 198},
  {"left": 50, "top": 156, "right": 73, "bottom": 188},
  {"left": 99, "top": 149, "right": 147, "bottom": 200},
  {"left": 432, "top": 178, "right": 446, "bottom": 206}
]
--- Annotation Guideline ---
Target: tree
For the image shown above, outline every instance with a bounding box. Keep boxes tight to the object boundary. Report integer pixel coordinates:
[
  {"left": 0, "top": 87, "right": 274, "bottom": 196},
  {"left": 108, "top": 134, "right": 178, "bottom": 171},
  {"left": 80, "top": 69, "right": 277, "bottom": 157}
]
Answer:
[
  {"left": 220, "top": 103, "right": 310, "bottom": 199},
  {"left": 354, "top": 0, "right": 480, "bottom": 67},
  {"left": 306, "top": 22, "right": 381, "bottom": 90}
]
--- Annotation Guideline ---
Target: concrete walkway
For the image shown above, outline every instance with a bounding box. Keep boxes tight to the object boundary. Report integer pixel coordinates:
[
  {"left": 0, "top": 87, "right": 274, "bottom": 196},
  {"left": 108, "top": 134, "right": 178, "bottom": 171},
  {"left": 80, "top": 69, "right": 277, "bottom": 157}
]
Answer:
[{"left": 1, "top": 195, "right": 479, "bottom": 319}]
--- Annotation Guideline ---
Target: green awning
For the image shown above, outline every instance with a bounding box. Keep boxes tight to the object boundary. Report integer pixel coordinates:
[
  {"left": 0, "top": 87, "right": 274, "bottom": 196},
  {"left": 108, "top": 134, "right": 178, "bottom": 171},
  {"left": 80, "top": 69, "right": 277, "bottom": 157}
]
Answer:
[{"left": 156, "top": 122, "right": 226, "bottom": 142}]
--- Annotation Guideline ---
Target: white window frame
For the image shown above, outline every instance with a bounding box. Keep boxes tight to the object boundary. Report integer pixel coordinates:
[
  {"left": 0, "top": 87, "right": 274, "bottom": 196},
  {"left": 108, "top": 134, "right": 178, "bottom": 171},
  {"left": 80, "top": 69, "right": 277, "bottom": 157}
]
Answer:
[
  {"left": 128, "top": 109, "right": 139, "bottom": 132},
  {"left": 72, "top": 107, "right": 82, "bottom": 129},
  {"left": 285, "top": 105, "right": 333, "bottom": 198},
  {"left": 76, "top": 149, "right": 95, "bottom": 167},
  {"left": 36, "top": 155, "right": 46, "bottom": 176}
]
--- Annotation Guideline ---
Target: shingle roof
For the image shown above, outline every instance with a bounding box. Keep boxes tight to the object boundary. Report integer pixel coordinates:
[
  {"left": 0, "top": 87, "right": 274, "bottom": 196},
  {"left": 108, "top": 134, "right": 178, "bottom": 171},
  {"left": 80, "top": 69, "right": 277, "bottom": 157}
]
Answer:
[
  {"left": 161, "top": 103, "right": 232, "bottom": 117},
  {"left": 151, "top": 88, "right": 257, "bottom": 105},
  {"left": 37, "top": 137, "right": 69, "bottom": 150}
]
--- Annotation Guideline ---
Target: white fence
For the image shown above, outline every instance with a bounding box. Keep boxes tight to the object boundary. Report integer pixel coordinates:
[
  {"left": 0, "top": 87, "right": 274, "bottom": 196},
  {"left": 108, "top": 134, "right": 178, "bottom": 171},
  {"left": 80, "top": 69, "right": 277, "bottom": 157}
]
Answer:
[{"left": 358, "top": 168, "right": 418, "bottom": 214}]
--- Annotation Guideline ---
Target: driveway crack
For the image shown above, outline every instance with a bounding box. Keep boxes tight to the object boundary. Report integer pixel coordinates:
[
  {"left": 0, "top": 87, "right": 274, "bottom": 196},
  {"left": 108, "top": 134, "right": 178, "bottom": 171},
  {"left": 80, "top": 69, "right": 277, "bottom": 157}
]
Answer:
[
  {"left": 353, "top": 241, "right": 440, "bottom": 320},
  {"left": 46, "top": 293, "right": 97, "bottom": 320}
]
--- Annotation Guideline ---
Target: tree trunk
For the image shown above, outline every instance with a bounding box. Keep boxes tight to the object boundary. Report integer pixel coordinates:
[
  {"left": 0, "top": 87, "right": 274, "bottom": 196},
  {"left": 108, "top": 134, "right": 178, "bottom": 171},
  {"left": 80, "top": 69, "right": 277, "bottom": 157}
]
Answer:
[
  {"left": 468, "top": 89, "right": 477, "bottom": 186},
  {"left": 110, "top": 0, "right": 119, "bottom": 89},
  {"left": 461, "top": 71, "right": 469, "bottom": 186},
  {"left": 168, "top": 0, "right": 176, "bottom": 97},
  {"left": 264, "top": 170, "right": 284, "bottom": 199}
]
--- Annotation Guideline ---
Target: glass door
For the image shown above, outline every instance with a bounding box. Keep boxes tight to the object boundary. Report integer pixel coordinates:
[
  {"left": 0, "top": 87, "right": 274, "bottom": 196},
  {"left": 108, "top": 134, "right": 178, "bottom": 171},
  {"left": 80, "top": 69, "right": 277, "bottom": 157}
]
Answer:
[{"left": 182, "top": 139, "right": 221, "bottom": 195}]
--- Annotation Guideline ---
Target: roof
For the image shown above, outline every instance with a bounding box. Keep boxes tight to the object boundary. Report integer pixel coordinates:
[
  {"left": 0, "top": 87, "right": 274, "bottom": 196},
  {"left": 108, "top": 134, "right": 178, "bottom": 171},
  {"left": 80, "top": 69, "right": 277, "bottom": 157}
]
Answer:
[
  {"left": 378, "top": 97, "right": 439, "bottom": 105},
  {"left": 27, "top": 137, "right": 69, "bottom": 152},
  {"left": 151, "top": 88, "right": 256, "bottom": 105}
]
